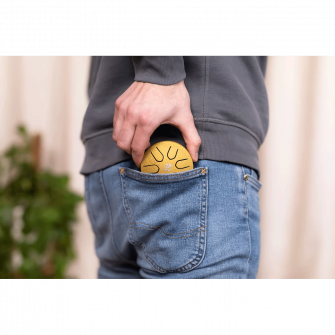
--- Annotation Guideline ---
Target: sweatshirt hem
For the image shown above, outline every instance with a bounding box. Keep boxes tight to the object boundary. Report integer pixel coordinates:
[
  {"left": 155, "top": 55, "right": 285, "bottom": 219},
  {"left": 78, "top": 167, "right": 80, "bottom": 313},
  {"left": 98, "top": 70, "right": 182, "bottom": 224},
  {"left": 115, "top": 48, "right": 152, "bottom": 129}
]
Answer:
[{"left": 194, "top": 117, "right": 261, "bottom": 146}]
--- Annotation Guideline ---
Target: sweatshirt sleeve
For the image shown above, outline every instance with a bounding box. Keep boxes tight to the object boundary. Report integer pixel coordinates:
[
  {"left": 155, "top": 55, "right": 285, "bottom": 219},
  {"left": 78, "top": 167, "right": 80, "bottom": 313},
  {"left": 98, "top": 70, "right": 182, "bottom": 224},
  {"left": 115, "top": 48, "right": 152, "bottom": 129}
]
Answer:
[{"left": 132, "top": 57, "right": 186, "bottom": 85}]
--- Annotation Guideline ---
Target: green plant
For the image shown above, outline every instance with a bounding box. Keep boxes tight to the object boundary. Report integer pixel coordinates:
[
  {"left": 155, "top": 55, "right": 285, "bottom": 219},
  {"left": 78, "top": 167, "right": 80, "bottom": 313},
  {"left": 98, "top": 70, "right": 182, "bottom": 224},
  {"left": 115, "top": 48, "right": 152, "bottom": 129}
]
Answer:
[{"left": 0, "top": 126, "right": 83, "bottom": 278}]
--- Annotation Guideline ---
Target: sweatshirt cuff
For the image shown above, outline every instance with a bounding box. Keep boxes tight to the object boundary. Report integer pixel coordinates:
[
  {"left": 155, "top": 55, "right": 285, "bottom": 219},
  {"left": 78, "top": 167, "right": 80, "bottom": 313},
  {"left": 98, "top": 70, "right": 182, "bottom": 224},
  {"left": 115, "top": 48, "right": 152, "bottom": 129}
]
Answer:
[{"left": 132, "top": 57, "right": 186, "bottom": 85}]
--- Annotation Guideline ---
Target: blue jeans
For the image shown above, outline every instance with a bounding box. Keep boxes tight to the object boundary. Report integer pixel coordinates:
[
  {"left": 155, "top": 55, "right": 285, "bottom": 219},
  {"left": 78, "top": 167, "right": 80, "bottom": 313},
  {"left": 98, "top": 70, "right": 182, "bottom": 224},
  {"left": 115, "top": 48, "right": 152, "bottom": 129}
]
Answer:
[{"left": 85, "top": 160, "right": 261, "bottom": 279}]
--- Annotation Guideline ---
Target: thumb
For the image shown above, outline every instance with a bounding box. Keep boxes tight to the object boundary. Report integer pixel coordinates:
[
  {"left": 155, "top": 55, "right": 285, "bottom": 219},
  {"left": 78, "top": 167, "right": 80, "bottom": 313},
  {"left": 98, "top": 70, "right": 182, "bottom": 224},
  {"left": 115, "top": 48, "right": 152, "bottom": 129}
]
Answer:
[{"left": 176, "top": 115, "right": 201, "bottom": 162}]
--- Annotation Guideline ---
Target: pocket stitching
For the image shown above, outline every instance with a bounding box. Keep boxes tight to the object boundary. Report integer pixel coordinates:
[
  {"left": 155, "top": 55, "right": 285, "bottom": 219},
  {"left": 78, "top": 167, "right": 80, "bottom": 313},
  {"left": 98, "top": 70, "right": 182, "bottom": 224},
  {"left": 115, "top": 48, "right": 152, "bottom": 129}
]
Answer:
[
  {"left": 121, "top": 167, "right": 206, "bottom": 183},
  {"left": 121, "top": 171, "right": 208, "bottom": 273},
  {"left": 129, "top": 226, "right": 206, "bottom": 239},
  {"left": 127, "top": 173, "right": 207, "bottom": 273},
  {"left": 130, "top": 222, "right": 206, "bottom": 236}
]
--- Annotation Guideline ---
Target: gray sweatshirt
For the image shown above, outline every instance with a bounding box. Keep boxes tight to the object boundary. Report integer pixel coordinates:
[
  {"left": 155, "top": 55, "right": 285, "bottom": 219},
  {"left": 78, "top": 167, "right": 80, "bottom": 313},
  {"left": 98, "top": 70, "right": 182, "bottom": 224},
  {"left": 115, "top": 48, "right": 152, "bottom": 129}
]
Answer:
[{"left": 81, "top": 56, "right": 268, "bottom": 175}]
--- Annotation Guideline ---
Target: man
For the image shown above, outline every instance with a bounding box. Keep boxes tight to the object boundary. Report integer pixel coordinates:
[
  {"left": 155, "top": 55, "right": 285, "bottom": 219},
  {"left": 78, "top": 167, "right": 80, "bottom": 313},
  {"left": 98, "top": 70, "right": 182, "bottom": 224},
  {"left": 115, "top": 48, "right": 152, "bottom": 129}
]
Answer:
[{"left": 81, "top": 56, "right": 268, "bottom": 279}]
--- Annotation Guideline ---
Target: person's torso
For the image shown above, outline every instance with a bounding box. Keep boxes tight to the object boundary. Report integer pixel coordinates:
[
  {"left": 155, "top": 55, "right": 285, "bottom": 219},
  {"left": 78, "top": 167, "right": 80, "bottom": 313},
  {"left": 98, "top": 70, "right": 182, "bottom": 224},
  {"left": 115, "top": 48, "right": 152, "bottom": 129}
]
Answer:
[{"left": 80, "top": 56, "right": 269, "bottom": 176}]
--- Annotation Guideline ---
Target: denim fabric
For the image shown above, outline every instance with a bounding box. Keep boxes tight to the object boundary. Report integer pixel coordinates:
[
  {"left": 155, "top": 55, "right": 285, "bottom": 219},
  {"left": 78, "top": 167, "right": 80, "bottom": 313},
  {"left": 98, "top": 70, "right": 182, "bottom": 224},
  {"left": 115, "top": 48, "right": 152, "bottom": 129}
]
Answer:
[{"left": 85, "top": 160, "right": 261, "bottom": 279}]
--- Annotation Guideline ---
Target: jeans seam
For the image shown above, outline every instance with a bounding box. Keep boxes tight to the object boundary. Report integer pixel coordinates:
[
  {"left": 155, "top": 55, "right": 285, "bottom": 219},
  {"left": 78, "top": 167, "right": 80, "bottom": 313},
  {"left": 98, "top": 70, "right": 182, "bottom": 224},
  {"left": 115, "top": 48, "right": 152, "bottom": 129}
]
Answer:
[
  {"left": 242, "top": 166, "right": 252, "bottom": 279},
  {"left": 100, "top": 170, "right": 130, "bottom": 262},
  {"left": 129, "top": 226, "right": 206, "bottom": 239},
  {"left": 85, "top": 175, "right": 101, "bottom": 241},
  {"left": 130, "top": 222, "right": 206, "bottom": 236}
]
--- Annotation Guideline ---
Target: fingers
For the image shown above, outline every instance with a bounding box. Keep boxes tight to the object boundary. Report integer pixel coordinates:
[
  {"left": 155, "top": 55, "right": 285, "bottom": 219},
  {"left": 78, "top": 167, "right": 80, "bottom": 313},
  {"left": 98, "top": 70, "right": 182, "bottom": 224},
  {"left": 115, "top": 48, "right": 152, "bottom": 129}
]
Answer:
[
  {"left": 116, "top": 121, "right": 136, "bottom": 155},
  {"left": 113, "top": 81, "right": 200, "bottom": 167},
  {"left": 131, "top": 125, "right": 154, "bottom": 167},
  {"left": 113, "top": 94, "right": 127, "bottom": 141},
  {"left": 115, "top": 91, "right": 151, "bottom": 157},
  {"left": 113, "top": 83, "right": 141, "bottom": 141},
  {"left": 176, "top": 114, "right": 201, "bottom": 162},
  {"left": 113, "top": 109, "right": 125, "bottom": 142},
  {"left": 113, "top": 103, "right": 120, "bottom": 139}
]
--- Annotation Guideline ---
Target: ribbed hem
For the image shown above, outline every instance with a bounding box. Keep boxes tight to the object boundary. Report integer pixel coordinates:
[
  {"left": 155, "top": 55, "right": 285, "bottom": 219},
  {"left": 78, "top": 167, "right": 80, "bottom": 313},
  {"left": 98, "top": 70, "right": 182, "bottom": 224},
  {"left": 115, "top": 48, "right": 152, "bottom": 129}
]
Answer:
[{"left": 80, "top": 119, "right": 260, "bottom": 176}]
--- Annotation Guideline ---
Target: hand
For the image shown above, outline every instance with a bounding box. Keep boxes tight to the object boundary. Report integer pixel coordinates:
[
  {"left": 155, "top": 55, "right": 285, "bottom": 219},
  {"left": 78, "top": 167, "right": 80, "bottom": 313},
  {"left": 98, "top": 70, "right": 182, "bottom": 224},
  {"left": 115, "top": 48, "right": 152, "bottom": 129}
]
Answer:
[{"left": 113, "top": 81, "right": 201, "bottom": 167}]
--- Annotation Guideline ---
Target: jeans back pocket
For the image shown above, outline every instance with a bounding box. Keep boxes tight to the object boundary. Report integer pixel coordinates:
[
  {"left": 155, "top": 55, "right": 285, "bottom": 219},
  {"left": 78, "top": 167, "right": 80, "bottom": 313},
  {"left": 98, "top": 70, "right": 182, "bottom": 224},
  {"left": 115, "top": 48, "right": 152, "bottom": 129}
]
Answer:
[{"left": 120, "top": 167, "right": 208, "bottom": 273}]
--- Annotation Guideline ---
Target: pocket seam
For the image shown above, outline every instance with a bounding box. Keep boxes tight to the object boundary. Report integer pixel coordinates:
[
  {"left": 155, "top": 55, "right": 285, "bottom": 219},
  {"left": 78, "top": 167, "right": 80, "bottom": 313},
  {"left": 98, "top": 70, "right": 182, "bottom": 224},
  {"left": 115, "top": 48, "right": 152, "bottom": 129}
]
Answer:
[
  {"left": 121, "top": 170, "right": 208, "bottom": 273},
  {"left": 121, "top": 167, "right": 206, "bottom": 184},
  {"left": 129, "top": 225, "right": 206, "bottom": 239},
  {"left": 130, "top": 222, "right": 206, "bottom": 236}
]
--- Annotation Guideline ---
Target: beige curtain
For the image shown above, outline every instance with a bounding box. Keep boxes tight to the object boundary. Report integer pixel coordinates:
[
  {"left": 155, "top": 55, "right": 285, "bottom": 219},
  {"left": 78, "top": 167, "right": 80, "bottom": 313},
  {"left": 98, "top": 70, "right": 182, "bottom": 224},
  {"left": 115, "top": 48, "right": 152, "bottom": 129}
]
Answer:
[
  {"left": 0, "top": 57, "right": 98, "bottom": 278},
  {"left": 1, "top": 56, "right": 334, "bottom": 278},
  {"left": 259, "top": 57, "right": 335, "bottom": 278}
]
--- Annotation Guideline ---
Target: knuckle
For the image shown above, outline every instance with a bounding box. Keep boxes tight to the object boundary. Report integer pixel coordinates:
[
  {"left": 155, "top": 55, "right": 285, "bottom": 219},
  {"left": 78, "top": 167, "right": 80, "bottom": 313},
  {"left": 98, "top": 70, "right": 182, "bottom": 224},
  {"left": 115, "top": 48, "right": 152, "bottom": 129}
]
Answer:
[
  {"left": 115, "top": 98, "right": 122, "bottom": 109},
  {"left": 139, "top": 113, "right": 152, "bottom": 126},
  {"left": 117, "top": 141, "right": 128, "bottom": 151},
  {"left": 127, "top": 105, "right": 137, "bottom": 118},
  {"left": 186, "top": 136, "right": 201, "bottom": 147},
  {"left": 118, "top": 103, "right": 127, "bottom": 116},
  {"left": 193, "top": 137, "right": 202, "bottom": 146},
  {"left": 131, "top": 144, "right": 141, "bottom": 154}
]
